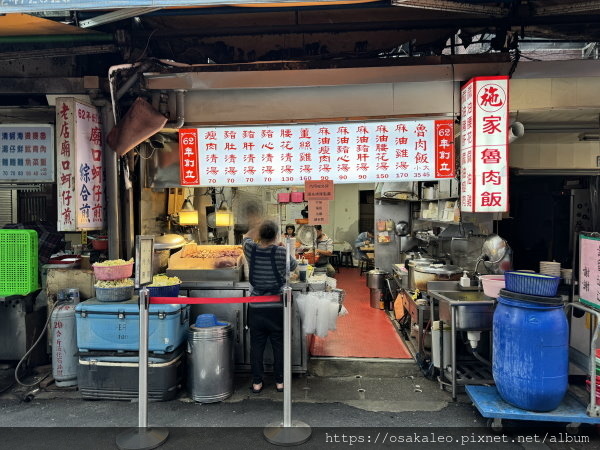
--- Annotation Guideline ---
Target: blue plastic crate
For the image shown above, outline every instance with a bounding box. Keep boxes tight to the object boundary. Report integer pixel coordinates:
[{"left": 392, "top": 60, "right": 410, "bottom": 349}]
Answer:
[{"left": 504, "top": 271, "right": 560, "bottom": 297}]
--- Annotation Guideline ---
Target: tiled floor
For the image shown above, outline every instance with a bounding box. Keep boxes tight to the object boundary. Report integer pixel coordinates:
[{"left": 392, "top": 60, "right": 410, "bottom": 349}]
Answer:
[{"left": 309, "top": 268, "right": 412, "bottom": 359}]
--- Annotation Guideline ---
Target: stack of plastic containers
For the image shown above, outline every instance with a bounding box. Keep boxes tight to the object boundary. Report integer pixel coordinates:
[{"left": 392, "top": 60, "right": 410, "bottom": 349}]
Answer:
[
  {"left": 92, "top": 260, "right": 135, "bottom": 302},
  {"left": 74, "top": 261, "right": 189, "bottom": 400},
  {"left": 493, "top": 271, "right": 567, "bottom": 412}
]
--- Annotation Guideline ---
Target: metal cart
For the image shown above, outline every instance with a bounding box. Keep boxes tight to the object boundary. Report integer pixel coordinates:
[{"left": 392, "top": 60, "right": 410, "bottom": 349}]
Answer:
[{"left": 466, "top": 301, "right": 600, "bottom": 434}]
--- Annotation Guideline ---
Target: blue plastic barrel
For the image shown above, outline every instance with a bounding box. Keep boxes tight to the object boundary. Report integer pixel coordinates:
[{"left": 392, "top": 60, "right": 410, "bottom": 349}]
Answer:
[{"left": 493, "top": 295, "right": 568, "bottom": 412}]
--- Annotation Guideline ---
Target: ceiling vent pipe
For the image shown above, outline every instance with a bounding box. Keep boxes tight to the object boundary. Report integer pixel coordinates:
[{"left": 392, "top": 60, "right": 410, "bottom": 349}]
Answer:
[
  {"left": 509, "top": 121, "right": 524, "bottom": 144},
  {"left": 165, "top": 89, "right": 186, "bottom": 129}
]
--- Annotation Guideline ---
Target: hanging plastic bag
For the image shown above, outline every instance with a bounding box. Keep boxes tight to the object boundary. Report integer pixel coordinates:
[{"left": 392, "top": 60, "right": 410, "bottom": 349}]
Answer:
[{"left": 338, "top": 305, "right": 349, "bottom": 317}]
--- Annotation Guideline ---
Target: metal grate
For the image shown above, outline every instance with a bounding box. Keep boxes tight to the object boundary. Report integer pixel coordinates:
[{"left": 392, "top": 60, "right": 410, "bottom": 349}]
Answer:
[{"left": 0, "top": 190, "right": 16, "bottom": 227}]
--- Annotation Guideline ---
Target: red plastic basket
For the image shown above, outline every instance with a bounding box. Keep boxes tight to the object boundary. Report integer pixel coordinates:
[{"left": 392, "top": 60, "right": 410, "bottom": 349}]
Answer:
[{"left": 93, "top": 262, "right": 134, "bottom": 281}]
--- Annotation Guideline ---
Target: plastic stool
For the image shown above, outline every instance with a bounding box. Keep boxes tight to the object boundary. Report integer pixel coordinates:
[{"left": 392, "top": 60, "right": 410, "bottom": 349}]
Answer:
[
  {"left": 359, "top": 257, "right": 374, "bottom": 276},
  {"left": 340, "top": 251, "right": 353, "bottom": 268},
  {"left": 330, "top": 251, "right": 341, "bottom": 273}
]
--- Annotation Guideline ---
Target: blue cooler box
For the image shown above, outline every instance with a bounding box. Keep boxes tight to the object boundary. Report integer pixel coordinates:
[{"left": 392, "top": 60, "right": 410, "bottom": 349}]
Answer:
[{"left": 75, "top": 298, "right": 189, "bottom": 353}]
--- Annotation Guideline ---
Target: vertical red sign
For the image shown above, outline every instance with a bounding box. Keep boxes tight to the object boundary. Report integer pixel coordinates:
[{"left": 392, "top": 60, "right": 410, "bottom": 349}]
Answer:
[
  {"left": 434, "top": 120, "right": 455, "bottom": 178},
  {"left": 179, "top": 129, "right": 200, "bottom": 186},
  {"left": 461, "top": 76, "right": 509, "bottom": 213}
]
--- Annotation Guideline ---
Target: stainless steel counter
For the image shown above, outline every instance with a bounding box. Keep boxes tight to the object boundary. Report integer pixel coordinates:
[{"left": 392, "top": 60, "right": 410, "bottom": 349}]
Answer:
[
  {"left": 179, "top": 280, "right": 309, "bottom": 373},
  {"left": 426, "top": 289, "right": 495, "bottom": 400}
]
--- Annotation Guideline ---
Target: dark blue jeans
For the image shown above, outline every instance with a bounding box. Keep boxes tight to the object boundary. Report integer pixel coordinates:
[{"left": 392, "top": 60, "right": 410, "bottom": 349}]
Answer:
[{"left": 248, "top": 305, "right": 284, "bottom": 385}]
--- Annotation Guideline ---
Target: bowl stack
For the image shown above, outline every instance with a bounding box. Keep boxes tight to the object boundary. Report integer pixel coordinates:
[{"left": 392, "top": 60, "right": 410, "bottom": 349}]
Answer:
[
  {"left": 92, "top": 260, "right": 134, "bottom": 302},
  {"left": 539, "top": 261, "right": 561, "bottom": 278}
]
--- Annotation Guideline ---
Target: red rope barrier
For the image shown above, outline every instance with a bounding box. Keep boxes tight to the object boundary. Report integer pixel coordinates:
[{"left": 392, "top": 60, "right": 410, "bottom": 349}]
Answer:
[{"left": 149, "top": 295, "right": 281, "bottom": 305}]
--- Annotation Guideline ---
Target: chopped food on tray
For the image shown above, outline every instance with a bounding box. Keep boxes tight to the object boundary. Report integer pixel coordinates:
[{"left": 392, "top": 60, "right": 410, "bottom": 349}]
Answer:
[
  {"left": 93, "top": 258, "right": 134, "bottom": 267},
  {"left": 148, "top": 274, "right": 181, "bottom": 287},
  {"left": 95, "top": 279, "right": 134, "bottom": 288},
  {"left": 180, "top": 244, "right": 242, "bottom": 259}
]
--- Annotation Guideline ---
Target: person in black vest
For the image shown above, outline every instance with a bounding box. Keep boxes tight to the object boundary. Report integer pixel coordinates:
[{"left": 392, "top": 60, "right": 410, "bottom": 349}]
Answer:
[{"left": 243, "top": 220, "right": 297, "bottom": 393}]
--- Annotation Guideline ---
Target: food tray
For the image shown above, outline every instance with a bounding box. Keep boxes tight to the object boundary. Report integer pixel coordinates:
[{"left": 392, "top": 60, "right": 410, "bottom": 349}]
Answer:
[
  {"left": 93, "top": 262, "right": 134, "bottom": 281},
  {"left": 166, "top": 267, "right": 242, "bottom": 282},
  {"left": 95, "top": 285, "right": 134, "bottom": 302}
]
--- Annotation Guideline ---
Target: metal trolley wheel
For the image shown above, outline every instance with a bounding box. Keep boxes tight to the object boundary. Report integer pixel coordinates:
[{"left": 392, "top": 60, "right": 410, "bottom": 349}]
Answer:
[
  {"left": 486, "top": 418, "right": 504, "bottom": 434},
  {"left": 565, "top": 422, "right": 581, "bottom": 435}
]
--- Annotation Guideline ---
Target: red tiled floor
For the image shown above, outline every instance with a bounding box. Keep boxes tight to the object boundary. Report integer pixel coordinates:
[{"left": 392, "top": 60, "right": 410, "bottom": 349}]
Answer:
[{"left": 309, "top": 267, "right": 412, "bottom": 359}]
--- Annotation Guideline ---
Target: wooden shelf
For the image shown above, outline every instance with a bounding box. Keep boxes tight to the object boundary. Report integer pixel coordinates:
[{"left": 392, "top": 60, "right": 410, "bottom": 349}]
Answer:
[{"left": 415, "top": 218, "right": 460, "bottom": 225}]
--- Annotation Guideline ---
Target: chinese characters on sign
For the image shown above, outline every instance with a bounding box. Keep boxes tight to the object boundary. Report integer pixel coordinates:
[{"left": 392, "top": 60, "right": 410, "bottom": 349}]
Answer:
[
  {"left": 53, "top": 318, "right": 64, "bottom": 377},
  {"left": 304, "top": 180, "right": 334, "bottom": 200},
  {"left": 579, "top": 234, "right": 600, "bottom": 309},
  {"left": 460, "top": 76, "right": 509, "bottom": 213},
  {"left": 0, "top": 125, "right": 54, "bottom": 182},
  {"left": 179, "top": 129, "right": 200, "bottom": 186},
  {"left": 56, "top": 98, "right": 104, "bottom": 231},
  {"left": 179, "top": 120, "right": 455, "bottom": 186},
  {"left": 308, "top": 200, "right": 330, "bottom": 225}
]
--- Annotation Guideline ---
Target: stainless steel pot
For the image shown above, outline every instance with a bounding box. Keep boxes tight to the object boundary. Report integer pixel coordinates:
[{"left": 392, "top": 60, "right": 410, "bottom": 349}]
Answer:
[
  {"left": 413, "top": 265, "right": 462, "bottom": 291},
  {"left": 367, "top": 268, "right": 389, "bottom": 289},
  {"left": 406, "top": 257, "right": 439, "bottom": 290}
]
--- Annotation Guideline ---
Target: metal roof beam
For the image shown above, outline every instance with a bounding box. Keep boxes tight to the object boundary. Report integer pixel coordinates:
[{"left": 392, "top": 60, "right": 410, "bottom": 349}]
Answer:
[
  {"left": 535, "top": 1, "right": 600, "bottom": 16},
  {"left": 391, "top": 0, "right": 506, "bottom": 16},
  {"left": 79, "top": 7, "right": 162, "bottom": 28}
]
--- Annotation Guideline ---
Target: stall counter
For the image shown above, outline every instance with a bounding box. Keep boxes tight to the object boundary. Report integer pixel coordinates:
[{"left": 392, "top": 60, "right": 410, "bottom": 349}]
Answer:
[{"left": 179, "top": 280, "right": 309, "bottom": 373}]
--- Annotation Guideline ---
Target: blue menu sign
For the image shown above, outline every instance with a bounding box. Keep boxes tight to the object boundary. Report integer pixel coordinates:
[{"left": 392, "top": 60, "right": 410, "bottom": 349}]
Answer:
[{"left": 0, "top": 124, "right": 55, "bottom": 183}]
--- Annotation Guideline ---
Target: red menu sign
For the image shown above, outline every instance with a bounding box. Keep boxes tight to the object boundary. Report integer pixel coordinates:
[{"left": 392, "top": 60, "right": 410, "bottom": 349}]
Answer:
[
  {"left": 179, "top": 129, "right": 200, "bottom": 186},
  {"left": 460, "top": 76, "right": 509, "bottom": 212},
  {"left": 308, "top": 200, "right": 330, "bottom": 225},
  {"left": 304, "top": 179, "right": 334, "bottom": 200},
  {"left": 178, "top": 119, "right": 455, "bottom": 186}
]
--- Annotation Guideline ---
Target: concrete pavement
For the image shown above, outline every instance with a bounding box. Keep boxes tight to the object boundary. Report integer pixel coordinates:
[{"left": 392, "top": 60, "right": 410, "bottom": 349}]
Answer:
[{"left": 0, "top": 359, "right": 598, "bottom": 449}]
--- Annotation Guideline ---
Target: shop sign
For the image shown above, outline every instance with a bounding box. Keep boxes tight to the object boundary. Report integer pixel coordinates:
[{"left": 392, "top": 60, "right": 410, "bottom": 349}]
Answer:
[
  {"left": 0, "top": 124, "right": 54, "bottom": 183},
  {"left": 460, "top": 76, "right": 509, "bottom": 213},
  {"left": 308, "top": 200, "right": 329, "bottom": 225},
  {"left": 178, "top": 119, "right": 455, "bottom": 186},
  {"left": 304, "top": 180, "right": 334, "bottom": 201},
  {"left": 56, "top": 98, "right": 104, "bottom": 231},
  {"left": 179, "top": 129, "right": 200, "bottom": 186},
  {"left": 579, "top": 233, "right": 600, "bottom": 309}
]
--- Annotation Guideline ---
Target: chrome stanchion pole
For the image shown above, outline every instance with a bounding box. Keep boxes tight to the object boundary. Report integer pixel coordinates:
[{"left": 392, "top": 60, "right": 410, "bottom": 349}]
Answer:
[
  {"left": 116, "top": 287, "right": 169, "bottom": 450},
  {"left": 264, "top": 237, "right": 312, "bottom": 446}
]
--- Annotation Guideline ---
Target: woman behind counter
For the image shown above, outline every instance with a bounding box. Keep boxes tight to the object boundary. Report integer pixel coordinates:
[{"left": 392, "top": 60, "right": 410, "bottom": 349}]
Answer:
[{"left": 243, "top": 220, "right": 297, "bottom": 393}]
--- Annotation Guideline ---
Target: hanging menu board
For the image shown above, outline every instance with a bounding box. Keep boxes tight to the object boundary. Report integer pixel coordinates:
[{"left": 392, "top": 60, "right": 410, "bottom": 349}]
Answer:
[
  {"left": 579, "top": 233, "right": 600, "bottom": 310},
  {"left": 0, "top": 124, "right": 54, "bottom": 182},
  {"left": 179, "top": 119, "right": 455, "bottom": 186},
  {"left": 56, "top": 98, "right": 105, "bottom": 231}
]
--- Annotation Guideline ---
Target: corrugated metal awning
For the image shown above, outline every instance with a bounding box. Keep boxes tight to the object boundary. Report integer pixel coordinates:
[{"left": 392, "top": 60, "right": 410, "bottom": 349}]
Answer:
[
  {"left": 1, "top": 0, "right": 378, "bottom": 14},
  {"left": 0, "top": 14, "right": 94, "bottom": 36}
]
